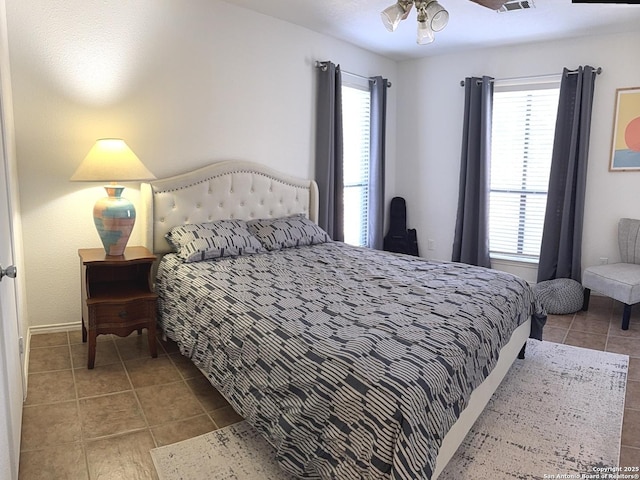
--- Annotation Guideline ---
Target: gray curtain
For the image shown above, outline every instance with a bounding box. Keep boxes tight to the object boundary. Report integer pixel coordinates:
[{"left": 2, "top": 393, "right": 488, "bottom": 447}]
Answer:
[
  {"left": 537, "top": 66, "right": 597, "bottom": 282},
  {"left": 368, "top": 76, "right": 388, "bottom": 250},
  {"left": 452, "top": 76, "right": 493, "bottom": 268},
  {"left": 315, "top": 61, "right": 344, "bottom": 241}
]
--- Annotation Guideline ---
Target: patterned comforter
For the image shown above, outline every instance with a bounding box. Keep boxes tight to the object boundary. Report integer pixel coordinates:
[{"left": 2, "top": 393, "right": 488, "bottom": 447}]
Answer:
[{"left": 156, "top": 242, "right": 545, "bottom": 480}]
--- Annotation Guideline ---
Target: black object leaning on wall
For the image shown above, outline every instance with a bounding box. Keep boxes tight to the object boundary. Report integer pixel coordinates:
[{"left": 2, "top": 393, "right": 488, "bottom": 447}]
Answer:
[{"left": 383, "top": 197, "right": 419, "bottom": 256}]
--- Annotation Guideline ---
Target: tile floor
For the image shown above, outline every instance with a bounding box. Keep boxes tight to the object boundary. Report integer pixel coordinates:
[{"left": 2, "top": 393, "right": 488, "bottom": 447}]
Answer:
[
  {"left": 18, "top": 295, "right": 640, "bottom": 479},
  {"left": 18, "top": 329, "right": 242, "bottom": 480}
]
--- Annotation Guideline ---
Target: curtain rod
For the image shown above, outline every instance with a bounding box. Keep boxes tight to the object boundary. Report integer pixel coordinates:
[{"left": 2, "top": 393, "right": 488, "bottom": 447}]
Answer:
[
  {"left": 459, "top": 67, "right": 602, "bottom": 87},
  {"left": 315, "top": 61, "right": 392, "bottom": 88}
]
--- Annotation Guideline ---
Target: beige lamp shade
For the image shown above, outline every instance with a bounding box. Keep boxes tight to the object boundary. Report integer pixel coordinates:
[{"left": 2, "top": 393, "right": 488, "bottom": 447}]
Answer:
[
  {"left": 70, "top": 138, "right": 156, "bottom": 182},
  {"left": 71, "top": 139, "right": 155, "bottom": 256}
]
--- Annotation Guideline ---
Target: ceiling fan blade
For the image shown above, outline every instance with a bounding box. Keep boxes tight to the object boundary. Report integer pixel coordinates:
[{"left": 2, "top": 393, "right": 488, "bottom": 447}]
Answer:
[{"left": 469, "top": 0, "right": 510, "bottom": 9}]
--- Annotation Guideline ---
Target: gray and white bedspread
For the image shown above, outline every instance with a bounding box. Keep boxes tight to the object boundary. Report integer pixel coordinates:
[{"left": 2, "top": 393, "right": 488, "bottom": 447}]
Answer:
[{"left": 156, "top": 242, "right": 545, "bottom": 480}]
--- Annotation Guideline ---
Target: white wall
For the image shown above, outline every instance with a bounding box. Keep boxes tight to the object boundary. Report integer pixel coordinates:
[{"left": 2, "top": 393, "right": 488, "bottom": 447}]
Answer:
[
  {"left": 397, "top": 31, "right": 640, "bottom": 283},
  {"left": 7, "top": 0, "right": 639, "bottom": 329},
  {"left": 6, "top": 0, "right": 397, "bottom": 328}
]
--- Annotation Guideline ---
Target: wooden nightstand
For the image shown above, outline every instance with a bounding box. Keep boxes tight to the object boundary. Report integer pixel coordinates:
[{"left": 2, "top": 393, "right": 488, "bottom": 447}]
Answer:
[{"left": 78, "top": 246, "right": 158, "bottom": 369}]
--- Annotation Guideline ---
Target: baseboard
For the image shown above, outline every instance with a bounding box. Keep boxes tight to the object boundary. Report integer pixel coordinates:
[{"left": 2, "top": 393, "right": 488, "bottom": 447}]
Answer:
[{"left": 28, "top": 321, "right": 81, "bottom": 336}]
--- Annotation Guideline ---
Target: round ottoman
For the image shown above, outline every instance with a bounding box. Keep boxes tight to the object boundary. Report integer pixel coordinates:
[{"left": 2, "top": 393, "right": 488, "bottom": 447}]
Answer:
[{"left": 534, "top": 278, "right": 584, "bottom": 315}]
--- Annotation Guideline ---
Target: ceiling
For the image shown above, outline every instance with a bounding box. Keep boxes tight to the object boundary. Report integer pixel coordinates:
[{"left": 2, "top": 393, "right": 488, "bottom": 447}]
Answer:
[{"left": 219, "top": 0, "right": 640, "bottom": 61}]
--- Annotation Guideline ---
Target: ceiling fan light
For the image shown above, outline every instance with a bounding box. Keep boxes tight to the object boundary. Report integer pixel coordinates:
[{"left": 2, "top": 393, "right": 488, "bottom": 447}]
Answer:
[
  {"left": 381, "top": 4, "right": 404, "bottom": 32},
  {"left": 426, "top": 1, "right": 449, "bottom": 32},
  {"left": 381, "top": 2, "right": 412, "bottom": 32},
  {"left": 416, "top": 20, "right": 434, "bottom": 45}
]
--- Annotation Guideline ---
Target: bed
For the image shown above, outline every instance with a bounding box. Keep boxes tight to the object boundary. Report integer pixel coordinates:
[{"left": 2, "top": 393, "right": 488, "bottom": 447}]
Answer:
[{"left": 141, "top": 160, "right": 545, "bottom": 480}]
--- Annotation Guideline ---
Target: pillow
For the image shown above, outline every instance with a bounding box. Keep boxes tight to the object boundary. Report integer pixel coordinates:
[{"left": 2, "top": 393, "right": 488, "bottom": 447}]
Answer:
[
  {"left": 247, "top": 214, "right": 330, "bottom": 251},
  {"left": 166, "top": 220, "right": 264, "bottom": 263}
]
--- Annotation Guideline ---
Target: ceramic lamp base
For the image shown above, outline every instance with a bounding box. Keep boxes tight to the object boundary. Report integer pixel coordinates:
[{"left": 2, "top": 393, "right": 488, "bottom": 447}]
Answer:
[{"left": 93, "top": 185, "right": 135, "bottom": 256}]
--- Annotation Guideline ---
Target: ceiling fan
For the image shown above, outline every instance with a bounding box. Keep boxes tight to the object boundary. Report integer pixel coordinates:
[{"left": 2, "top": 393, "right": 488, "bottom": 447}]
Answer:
[{"left": 381, "top": 0, "right": 510, "bottom": 44}]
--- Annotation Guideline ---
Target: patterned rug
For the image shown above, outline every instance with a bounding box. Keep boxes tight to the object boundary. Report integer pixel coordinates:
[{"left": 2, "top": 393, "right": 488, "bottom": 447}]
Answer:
[{"left": 151, "top": 341, "right": 628, "bottom": 480}]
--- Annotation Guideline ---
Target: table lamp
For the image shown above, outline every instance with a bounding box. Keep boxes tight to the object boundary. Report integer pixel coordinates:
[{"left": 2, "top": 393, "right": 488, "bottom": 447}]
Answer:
[{"left": 70, "top": 139, "right": 156, "bottom": 256}]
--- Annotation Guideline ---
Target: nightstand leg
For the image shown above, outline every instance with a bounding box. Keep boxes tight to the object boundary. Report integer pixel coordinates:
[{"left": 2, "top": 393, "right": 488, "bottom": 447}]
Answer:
[{"left": 87, "top": 331, "right": 97, "bottom": 369}]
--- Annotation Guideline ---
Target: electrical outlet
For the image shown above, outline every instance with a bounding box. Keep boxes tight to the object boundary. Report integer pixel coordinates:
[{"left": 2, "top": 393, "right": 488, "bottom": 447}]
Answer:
[
  {"left": 599, "top": 257, "right": 608, "bottom": 265},
  {"left": 427, "top": 239, "right": 435, "bottom": 251}
]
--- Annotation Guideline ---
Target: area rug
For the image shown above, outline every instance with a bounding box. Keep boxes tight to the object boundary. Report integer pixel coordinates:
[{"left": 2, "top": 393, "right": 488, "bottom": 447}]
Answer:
[{"left": 151, "top": 341, "right": 628, "bottom": 480}]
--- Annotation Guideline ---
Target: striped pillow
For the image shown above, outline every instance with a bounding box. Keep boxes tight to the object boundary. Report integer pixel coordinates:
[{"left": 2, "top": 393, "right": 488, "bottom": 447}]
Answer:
[
  {"left": 247, "top": 215, "right": 330, "bottom": 251},
  {"left": 166, "top": 220, "right": 264, "bottom": 263}
]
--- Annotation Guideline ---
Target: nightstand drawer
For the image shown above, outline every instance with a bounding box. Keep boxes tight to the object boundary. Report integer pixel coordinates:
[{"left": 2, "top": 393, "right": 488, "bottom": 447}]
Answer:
[{"left": 92, "top": 300, "right": 153, "bottom": 324}]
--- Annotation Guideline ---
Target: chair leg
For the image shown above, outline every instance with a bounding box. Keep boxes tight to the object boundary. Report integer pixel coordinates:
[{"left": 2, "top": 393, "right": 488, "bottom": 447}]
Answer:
[
  {"left": 622, "top": 304, "right": 632, "bottom": 330},
  {"left": 582, "top": 288, "right": 591, "bottom": 311}
]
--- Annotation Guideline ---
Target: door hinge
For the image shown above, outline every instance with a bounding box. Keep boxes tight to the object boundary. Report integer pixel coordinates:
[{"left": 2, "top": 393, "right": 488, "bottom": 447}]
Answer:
[{"left": 18, "top": 337, "right": 24, "bottom": 355}]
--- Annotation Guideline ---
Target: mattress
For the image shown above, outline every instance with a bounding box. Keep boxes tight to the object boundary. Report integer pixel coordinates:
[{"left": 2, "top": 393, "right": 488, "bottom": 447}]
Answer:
[{"left": 156, "top": 241, "right": 545, "bottom": 479}]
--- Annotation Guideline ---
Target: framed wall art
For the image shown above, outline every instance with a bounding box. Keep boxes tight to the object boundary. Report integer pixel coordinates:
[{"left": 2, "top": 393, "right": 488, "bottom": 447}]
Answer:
[{"left": 610, "top": 86, "right": 640, "bottom": 171}]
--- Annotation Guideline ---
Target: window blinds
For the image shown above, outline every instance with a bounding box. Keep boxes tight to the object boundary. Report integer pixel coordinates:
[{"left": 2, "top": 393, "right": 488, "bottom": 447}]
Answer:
[
  {"left": 489, "top": 82, "right": 560, "bottom": 261},
  {"left": 342, "top": 84, "right": 371, "bottom": 248}
]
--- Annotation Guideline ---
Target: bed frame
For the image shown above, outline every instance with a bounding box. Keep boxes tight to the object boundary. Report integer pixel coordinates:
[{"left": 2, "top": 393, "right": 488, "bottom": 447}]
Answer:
[{"left": 141, "top": 159, "right": 530, "bottom": 479}]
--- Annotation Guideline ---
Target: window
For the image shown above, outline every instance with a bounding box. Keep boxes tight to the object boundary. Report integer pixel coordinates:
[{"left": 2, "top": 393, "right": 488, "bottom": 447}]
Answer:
[
  {"left": 489, "top": 78, "right": 560, "bottom": 262},
  {"left": 341, "top": 79, "right": 371, "bottom": 247}
]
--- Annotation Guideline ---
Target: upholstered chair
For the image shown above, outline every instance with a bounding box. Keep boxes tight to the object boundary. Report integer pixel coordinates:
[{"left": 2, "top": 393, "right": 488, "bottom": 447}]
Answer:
[{"left": 582, "top": 218, "right": 640, "bottom": 330}]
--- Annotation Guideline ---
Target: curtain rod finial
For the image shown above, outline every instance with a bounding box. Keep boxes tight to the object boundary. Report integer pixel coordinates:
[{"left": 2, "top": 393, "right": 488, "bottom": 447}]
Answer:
[{"left": 315, "top": 61, "right": 329, "bottom": 72}]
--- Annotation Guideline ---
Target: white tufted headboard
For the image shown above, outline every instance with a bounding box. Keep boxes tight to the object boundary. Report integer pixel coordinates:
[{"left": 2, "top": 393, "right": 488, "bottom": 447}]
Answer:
[{"left": 141, "top": 160, "right": 320, "bottom": 255}]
